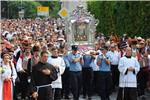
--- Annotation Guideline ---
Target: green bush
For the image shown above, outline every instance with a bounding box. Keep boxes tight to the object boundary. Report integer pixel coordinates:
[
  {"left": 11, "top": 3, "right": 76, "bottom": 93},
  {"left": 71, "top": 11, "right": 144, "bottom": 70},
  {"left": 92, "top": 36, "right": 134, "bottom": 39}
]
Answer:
[{"left": 87, "top": 1, "right": 150, "bottom": 38}]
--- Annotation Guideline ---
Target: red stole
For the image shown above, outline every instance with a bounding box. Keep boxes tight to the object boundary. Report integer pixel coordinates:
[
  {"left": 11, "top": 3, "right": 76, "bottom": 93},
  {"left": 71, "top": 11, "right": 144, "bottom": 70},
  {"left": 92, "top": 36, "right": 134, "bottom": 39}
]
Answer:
[
  {"left": 3, "top": 80, "right": 12, "bottom": 100},
  {"left": 137, "top": 52, "right": 141, "bottom": 61}
]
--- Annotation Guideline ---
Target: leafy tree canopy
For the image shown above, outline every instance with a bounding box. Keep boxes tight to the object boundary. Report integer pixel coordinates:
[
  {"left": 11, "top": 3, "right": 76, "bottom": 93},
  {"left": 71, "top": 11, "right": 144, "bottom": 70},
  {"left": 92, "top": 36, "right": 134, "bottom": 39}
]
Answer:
[
  {"left": 87, "top": 1, "right": 150, "bottom": 38},
  {"left": 1, "top": 1, "right": 61, "bottom": 19}
]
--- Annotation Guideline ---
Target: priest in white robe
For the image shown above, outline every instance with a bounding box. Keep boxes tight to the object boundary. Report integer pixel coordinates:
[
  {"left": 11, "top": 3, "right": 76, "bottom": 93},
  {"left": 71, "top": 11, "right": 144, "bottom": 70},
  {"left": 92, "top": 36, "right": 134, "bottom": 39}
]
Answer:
[{"left": 117, "top": 47, "right": 140, "bottom": 100}]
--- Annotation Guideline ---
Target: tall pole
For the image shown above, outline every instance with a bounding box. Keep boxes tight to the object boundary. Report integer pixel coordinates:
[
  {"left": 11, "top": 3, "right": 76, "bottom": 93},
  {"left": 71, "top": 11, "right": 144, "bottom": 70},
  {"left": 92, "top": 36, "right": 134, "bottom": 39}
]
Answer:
[
  {"left": 8, "top": 0, "right": 9, "bottom": 19},
  {"left": 21, "top": 0, "right": 22, "bottom": 20}
]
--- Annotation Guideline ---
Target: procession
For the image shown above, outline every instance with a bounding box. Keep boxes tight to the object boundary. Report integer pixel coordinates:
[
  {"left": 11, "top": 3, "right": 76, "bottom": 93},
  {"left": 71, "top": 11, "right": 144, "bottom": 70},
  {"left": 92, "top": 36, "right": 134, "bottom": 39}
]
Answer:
[{"left": 0, "top": 1, "right": 150, "bottom": 100}]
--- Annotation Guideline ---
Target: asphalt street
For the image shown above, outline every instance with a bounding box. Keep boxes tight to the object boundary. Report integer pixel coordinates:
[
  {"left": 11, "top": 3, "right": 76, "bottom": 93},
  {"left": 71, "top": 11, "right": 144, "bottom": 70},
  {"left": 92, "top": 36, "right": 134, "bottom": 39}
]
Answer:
[{"left": 62, "top": 91, "right": 150, "bottom": 100}]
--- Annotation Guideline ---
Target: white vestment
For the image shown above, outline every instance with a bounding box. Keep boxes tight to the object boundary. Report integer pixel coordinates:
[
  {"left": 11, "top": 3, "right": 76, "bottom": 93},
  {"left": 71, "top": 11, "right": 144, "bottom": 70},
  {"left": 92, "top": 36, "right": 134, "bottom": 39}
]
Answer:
[
  {"left": 118, "top": 56, "right": 140, "bottom": 88},
  {"left": 47, "top": 56, "right": 66, "bottom": 88}
]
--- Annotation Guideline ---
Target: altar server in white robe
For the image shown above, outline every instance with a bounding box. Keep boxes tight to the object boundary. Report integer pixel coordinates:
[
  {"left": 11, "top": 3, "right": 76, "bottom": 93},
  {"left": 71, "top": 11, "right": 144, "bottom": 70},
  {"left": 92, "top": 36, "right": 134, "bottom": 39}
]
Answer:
[
  {"left": 0, "top": 52, "right": 17, "bottom": 100},
  {"left": 47, "top": 47, "right": 66, "bottom": 100},
  {"left": 117, "top": 47, "right": 140, "bottom": 100}
]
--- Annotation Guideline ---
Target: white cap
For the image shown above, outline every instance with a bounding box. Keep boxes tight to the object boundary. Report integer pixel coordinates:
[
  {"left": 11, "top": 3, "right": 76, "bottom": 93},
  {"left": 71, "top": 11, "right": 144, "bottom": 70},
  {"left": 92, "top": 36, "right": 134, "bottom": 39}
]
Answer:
[
  {"left": 137, "top": 37, "right": 142, "bottom": 40},
  {"left": 58, "top": 37, "right": 65, "bottom": 41}
]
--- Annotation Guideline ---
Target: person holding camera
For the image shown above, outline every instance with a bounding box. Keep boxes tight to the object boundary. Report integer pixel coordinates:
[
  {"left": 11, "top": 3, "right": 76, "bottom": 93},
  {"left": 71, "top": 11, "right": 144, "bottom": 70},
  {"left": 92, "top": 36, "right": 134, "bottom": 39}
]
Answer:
[{"left": 97, "top": 46, "right": 112, "bottom": 100}]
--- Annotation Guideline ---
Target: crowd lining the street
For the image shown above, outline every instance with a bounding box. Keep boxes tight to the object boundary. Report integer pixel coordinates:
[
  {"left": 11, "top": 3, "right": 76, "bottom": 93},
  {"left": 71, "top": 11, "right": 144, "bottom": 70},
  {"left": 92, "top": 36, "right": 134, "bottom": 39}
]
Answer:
[{"left": 0, "top": 18, "right": 150, "bottom": 100}]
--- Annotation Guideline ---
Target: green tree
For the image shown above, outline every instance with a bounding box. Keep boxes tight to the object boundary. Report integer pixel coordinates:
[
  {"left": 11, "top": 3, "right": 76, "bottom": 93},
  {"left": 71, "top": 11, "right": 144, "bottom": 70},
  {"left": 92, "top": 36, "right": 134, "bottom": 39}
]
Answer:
[
  {"left": 1, "top": 1, "right": 41, "bottom": 19},
  {"left": 1, "top": 1, "right": 61, "bottom": 19},
  {"left": 87, "top": 1, "right": 150, "bottom": 38}
]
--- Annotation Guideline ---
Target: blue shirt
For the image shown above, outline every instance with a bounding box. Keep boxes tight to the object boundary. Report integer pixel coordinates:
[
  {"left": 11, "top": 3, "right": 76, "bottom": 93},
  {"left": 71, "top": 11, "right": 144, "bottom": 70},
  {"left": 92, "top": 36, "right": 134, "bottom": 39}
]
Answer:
[
  {"left": 68, "top": 52, "right": 82, "bottom": 71},
  {"left": 83, "top": 55, "right": 92, "bottom": 68},
  {"left": 90, "top": 58, "right": 100, "bottom": 71},
  {"left": 63, "top": 55, "right": 70, "bottom": 68},
  {"left": 107, "top": 51, "right": 120, "bottom": 65},
  {"left": 97, "top": 53, "right": 111, "bottom": 72}
]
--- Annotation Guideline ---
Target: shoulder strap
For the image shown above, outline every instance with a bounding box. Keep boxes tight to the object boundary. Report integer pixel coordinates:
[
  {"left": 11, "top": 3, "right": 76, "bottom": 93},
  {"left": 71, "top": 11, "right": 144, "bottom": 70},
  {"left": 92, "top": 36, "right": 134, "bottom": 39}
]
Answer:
[
  {"left": 20, "top": 55, "right": 24, "bottom": 61},
  {"left": 28, "top": 58, "right": 32, "bottom": 73},
  {"left": 9, "top": 61, "right": 13, "bottom": 77},
  {"left": 16, "top": 51, "right": 21, "bottom": 62}
]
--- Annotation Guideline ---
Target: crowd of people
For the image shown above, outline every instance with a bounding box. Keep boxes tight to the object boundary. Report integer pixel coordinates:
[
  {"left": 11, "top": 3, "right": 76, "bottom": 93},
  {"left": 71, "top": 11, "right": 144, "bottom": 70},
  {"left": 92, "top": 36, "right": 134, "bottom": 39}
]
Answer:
[{"left": 0, "top": 18, "right": 150, "bottom": 100}]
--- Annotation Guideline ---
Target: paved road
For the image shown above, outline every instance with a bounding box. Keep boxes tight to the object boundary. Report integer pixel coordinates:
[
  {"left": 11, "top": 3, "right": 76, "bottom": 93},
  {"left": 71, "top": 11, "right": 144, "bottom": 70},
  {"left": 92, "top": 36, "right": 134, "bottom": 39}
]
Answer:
[
  {"left": 62, "top": 91, "right": 150, "bottom": 100},
  {"left": 17, "top": 90, "right": 150, "bottom": 100}
]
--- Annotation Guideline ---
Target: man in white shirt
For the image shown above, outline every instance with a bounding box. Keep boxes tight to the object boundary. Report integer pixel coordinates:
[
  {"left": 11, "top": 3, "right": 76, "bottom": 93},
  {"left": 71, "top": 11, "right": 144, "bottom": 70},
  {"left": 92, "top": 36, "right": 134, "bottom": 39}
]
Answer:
[
  {"left": 108, "top": 44, "right": 120, "bottom": 91},
  {"left": 117, "top": 47, "right": 140, "bottom": 100}
]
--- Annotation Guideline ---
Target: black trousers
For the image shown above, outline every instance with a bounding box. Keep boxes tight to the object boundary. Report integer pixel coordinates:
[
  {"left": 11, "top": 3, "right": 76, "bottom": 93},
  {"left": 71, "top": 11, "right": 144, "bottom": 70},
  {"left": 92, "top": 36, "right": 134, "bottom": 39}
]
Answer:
[
  {"left": 18, "top": 72, "right": 30, "bottom": 99},
  {"left": 137, "top": 68, "right": 148, "bottom": 96},
  {"left": 70, "top": 71, "right": 82, "bottom": 100},
  {"left": 30, "top": 86, "right": 53, "bottom": 100},
  {"left": 53, "top": 88, "right": 62, "bottom": 100},
  {"left": 117, "top": 87, "right": 137, "bottom": 100},
  {"left": 38, "top": 86, "right": 53, "bottom": 100},
  {"left": 82, "top": 67, "right": 93, "bottom": 97},
  {"left": 98, "top": 71, "right": 112, "bottom": 100},
  {"left": 92, "top": 71, "right": 100, "bottom": 95},
  {"left": 62, "top": 67, "right": 70, "bottom": 97},
  {"left": 111, "top": 65, "right": 119, "bottom": 90}
]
